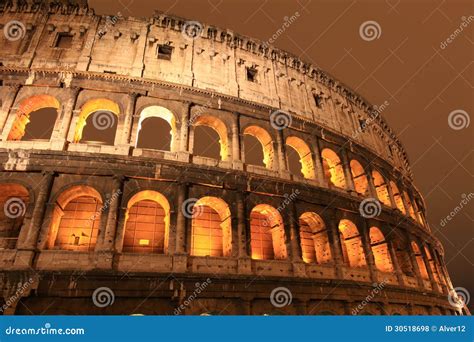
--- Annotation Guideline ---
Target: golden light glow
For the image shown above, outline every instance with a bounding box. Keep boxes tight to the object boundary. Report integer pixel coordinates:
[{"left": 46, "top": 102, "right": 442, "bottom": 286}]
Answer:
[
  {"left": 286, "top": 136, "right": 316, "bottom": 179},
  {"left": 136, "top": 105, "right": 177, "bottom": 151},
  {"left": 372, "top": 170, "right": 391, "bottom": 206},
  {"left": 139, "top": 239, "right": 150, "bottom": 246},
  {"left": 369, "top": 227, "right": 393, "bottom": 273},
  {"left": 411, "top": 241, "right": 429, "bottom": 280},
  {"left": 349, "top": 159, "right": 368, "bottom": 195},
  {"left": 243, "top": 125, "right": 274, "bottom": 169},
  {"left": 390, "top": 181, "right": 406, "bottom": 214},
  {"left": 193, "top": 115, "right": 229, "bottom": 161},
  {"left": 299, "top": 212, "right": 331, "bottom": 264},
  {"left": 321, "top": 148, "right": 346, "bottom": 189},
  {"left": 403, "top": 192, "right": 417, "bottom": 220},
  {"left": 338, "top": 219, "right": 366, "bottom": 267}
]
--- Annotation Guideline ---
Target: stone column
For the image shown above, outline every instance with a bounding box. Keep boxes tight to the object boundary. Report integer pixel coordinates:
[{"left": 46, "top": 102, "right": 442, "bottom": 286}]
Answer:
[
  {"left": 326, "top": 212, "right": 344, "bottom": 278},
  {"left": 50, "top": 87, "right": 81, "bottom": 149},
  {"left": 0, "top": 85, "right": 21, "bottom": 135},
  {"left": 98, "top": 176, "right": 124, "bottom": 252},
  {"left": 115, "top": 93, "right": 138, "bottom": 152},
  {"left": 289, "top": 204, "right": 305, "bottom": 277},
  {"left": 386, "top": 179, "right": 397, "bottom": 208},
  {"left": 178, "top": 103, "right": 191, "bottom": 162},
  {"left": 399, "top": 183, "right": 411, "bottom": 217},
  {"left": 236, "top": 191, "right": 251, "bottom": 274},
  {"left": 365, "top": 168, "right": 378, "bottom": 199},
  {"left": 340, "top": 148, "right": 355, "bottom": 193},
  {"left": 420, "top": 241, "right": 439, "bottom": 292},
  {"left": 175, "top": 183, "right": 188, "bottom": 254},
  {"left": 275, "top": 129, "right": 289, "bottom": 178},
  {"left": 359, "top": 221, "right": 377, "bottom": 283},
  {"left": 310, "top": 136, "right": 325, "bottom": 186},
  {"left": 407, "top": 233, "right": 424, "bottom": 288},
  {"left": 231, "top": 112, "right": 243, "bottom": 170},
  {"left": 387, "top": 239, "right": 404, "bottom": 286}
]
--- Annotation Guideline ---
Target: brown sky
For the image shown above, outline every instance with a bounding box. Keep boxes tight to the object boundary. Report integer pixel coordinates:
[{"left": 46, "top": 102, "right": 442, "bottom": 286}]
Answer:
[{"left": 89, "top": 0, "right": 474, "bottom": 309}]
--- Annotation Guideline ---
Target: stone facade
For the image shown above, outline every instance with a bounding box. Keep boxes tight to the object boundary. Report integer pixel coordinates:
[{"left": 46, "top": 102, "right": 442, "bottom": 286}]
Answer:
[{"left": 0, "top": 0, "right": 465, "bottom": 315}]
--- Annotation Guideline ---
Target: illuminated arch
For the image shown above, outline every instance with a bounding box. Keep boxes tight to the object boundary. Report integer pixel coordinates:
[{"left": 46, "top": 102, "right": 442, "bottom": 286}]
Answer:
[
  {"left": 424, "top": 246, "right": 442, "bottom": 284},
  {"left": 372, "top": 171, "right": 391, "bottom": 206},
  {"left": 47, "top": 185, "right": 103, "bottom": 251},
  {"left": 338, "top": 219, "right": 366, "bottom": 267},
  {"left": 392, "top": 231, "right": 415, "bottom": 276},
  {"left": 135, "top": 106, "right": 177, "bottom": 151},
  {"left": 8, "top": 95, "right": 60, "bottom": 141},
  {"left": 369, "top": 227, "right": 393, "bottom": 273},
  {"left": 250, "top": 204, "right": 287, "bottom": 260},
  {"left": 191, "top": 196, "right": 232, "bottom": 257},
  {"left": 349, "top": 160, "right": 368, "bottom": 195},
  {"left": 411, "top": 241, "right": 429, "bottom": 280},
  {"left": 390, "top": 181, "right": 406, "bottom": 214},
  {"left": 193, "top": 115, "right": 229, "bottom": 161},
  {"left": 123, "top": 190, "right": 170, "bottom": 254},
  {"left": 403, "top": 192, "right": 417, "bottom": 220},
  {"left": 321, "top": 148, "right": 346, "bottom": 189},
  {"left": 286, "top": 136, "right": 315, "bottom": 179},
  {"left": 243, "top": 126, "right": 275, "bottom": 169},
  {"left": 0, "top": 183, "right": 30, "bottom": 249},
  {"left": 299, "top": 212, "right": 331, "bottom": 264},
  {"left": 73, "top": 98, "right": 120, "bottom": 143}
]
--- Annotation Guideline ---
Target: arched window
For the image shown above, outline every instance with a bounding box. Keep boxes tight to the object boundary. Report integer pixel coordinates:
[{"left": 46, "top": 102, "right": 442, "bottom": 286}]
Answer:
[
  {"left": 424, "top": 246, "right": 441, "bottom": 284},
  {"left": 135, "top": 106, "right": 176, "bottom": 151},
  {"left": 286, "top": 136, "right": 315, "bottom": 179},
  {"left": 250, "top": 204, "right": 286, "bottom": 260},
  {"left": 8, "top": 95, "right": 60, "bottom": 141},
  {"left": 392, "top": 231, "right": 414, "bottom": 277},
  {"left": 0, "top": 183, "right": 29, "bottom": 249},
  {"left": 123, "top": 190, "right": 170, "bottom": 254},
  {"left": 403, "top": 192, "right": 417, "bottom": 220},
  {"left": 73, "top": 98, "right": 120, "bottom": 145},
  {"left": 191, "top": 197, "right": 232, "bottom": 257},
  {"left": 372, "top": 171, "right": 391, "bottom": 206},
  {"left": 411, "top": 241, "right": 429, "bottom": 280},
  {"left": 369, "top": 227, "right": 393, "bottom": 273},
  {"left": 350, "top": 160, "right": 368, "bottom": 195},
  {"left": 390, "top": 181, "right": 406, "bottom": 214},
  {"left": 243, "top": 126, "right": 275, "bottom": 169},
  {"left": 338, "top": 219, "right": 366, "bottom": 267},
  {"left": 299, "top": 212, "right": 331, "bottom": 264},
  {"left": 321, "top": 148, "right": 346, "bottom": 189},
  {"left": 192, "top": 115, "right": 229, "bottom": 160},
  {"left": 47, "top": 186, "right": 102, "bottom": 251}
]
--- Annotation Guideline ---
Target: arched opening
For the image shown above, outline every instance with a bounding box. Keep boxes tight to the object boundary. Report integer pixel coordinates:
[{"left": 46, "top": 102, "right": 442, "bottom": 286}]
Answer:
[
  {"left": 403, "top": 192, "right": 417, "bottom": 220},
  {"left": 369, "top": 227, "right": 393, "bottom": 273},
  {"left": 136, "top": 106, "right": 177, "bottom": 151},
  {"left": 338, "top": 219, "right": 366, "bottom": 267},
  {"left": 424, "top": 246, "right": 441, "bottom": 284},
  {"left": 7, "top": 95, "right": 60, "bottom": 141},
  {"left": 414, "top": 198, "right": 427, "bottom": 226},
  {"left": 191, "top": 196, "right": 232, "bottom": 257},
  {"left": 0, "top": 184, "right": 29, "bottom": 249},
  {"left": 372, "top": 171, "right": 391, "bottom": 206},
  {"left": 47, "top": 185, "right": 102, "bottom": 251},
  {"left": 286, "top": 136, "right": 315, "bottom": 179},
  {"left": 350, "top": 160, "right": 368, "bottom": 195},
  {"left": 321, "top": 148, "right": 346, "bottom": 189},
  {"left": 250, "top": 204, "right": 286, "bottom": 260},
  {"left": 73, "top": 98, "right": 120, "bottom": 146},
  {"left": 390, "top": 181, "right": 406, "bottom": 214},
  {"left": 411, "top": 241, "right": 429, "bottom": 280},
  {"left": 243, "top": 126, "right": 274, "bottom": 169},
  {"left": 192, "top": 115, "right": 229, "bottom": 160},
  {"left": 123, "top": 190, "right": 170, "bottom": 254},
  {"left": 392, "top": 232, "right": 414, "bottom": 277},
  {"left": 299, "top": 212, "right": 331, "bottom": 264}
]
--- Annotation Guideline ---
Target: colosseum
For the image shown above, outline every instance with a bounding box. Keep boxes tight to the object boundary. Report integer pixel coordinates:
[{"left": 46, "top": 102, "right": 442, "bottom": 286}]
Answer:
[{"left": 0, "top": 0, "right": 466, "bottom": 316}]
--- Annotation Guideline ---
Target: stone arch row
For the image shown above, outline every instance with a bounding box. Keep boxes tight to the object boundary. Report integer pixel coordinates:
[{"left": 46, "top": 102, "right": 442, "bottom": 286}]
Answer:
[
  {"left": 0, "top": 93, "right": 427, "bottom": 229},
  {"left": 0, "top": 182, "right": 448, "bottom": 292}
]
